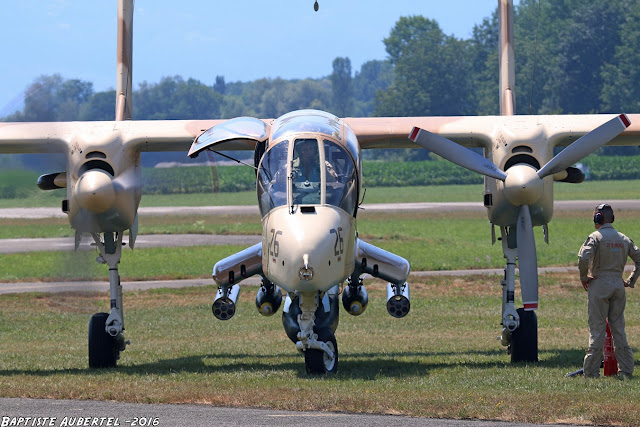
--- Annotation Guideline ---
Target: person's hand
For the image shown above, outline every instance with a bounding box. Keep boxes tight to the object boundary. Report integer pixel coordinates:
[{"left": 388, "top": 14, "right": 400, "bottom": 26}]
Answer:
[
  {"left": 582, "top": 275, "right": 595, "bottom": 291},
  {"left": 624, "top": 279, "right": 634, "bottom": 288}
]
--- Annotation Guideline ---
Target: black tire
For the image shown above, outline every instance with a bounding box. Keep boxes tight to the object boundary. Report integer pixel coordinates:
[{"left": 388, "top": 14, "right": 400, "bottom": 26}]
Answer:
[
  {"left": 304, "top": 328, "right": 338, "bottom": 375},
  {"left": 88, "top": 312, "right": 118, "bottom": 368},
  {"left": 510, "top": 308, "right": 538, "bottom": 363}
]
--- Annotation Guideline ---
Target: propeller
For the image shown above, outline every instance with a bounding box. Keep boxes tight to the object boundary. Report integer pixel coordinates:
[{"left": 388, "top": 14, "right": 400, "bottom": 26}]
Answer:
[
  {"left": 409, "top": 114, "right": 631, "bottom": 310},
  {"left": 516, "top": 204, "right": 537, "bottom": 310}
]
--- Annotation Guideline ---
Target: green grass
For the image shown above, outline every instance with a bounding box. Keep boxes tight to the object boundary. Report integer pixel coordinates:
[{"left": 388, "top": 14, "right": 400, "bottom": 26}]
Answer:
[
  {"left": 1, "top": 209, "right": 637, "bottom": 282},
  {"left": 0, "top": 275, "right": 639, "bottom": 425},
  {"left": 2, "top": 183, "right": 640, "bottom": 424},
  {"left": 0, "top": 214, "right": 263, "bottom": 239},
  {"left": 0, "top": 245, "right": 243, "bottom": 282}
]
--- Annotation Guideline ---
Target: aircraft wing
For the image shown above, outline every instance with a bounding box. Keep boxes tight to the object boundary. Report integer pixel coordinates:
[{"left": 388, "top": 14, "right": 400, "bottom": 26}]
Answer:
[
  {"left": 3, "top": 113, "right": 640, "bottom": 156},
  {"left": 0, "top": 120, "right": 226, "bottom": 155},
  {"left": 346, "top": 114, "right": 640, "bottom": 150}
]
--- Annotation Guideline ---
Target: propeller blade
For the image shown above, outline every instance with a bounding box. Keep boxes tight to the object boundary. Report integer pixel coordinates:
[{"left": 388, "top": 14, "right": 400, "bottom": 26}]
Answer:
[
  {"left": 537, "top": 114, "right": 631, "bottom": 179},
  {"left": 517, "top": 205, "right": 538, "bottom": 311},
  {"left": 409, "top": 127, "right": 508, "bottom": 181}
]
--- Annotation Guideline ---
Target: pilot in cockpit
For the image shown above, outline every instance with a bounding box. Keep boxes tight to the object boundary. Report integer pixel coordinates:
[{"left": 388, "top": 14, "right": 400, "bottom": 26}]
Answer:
[
  {"left": 292, "top": 139, "right": 321, "bottom": 183},
  {"left": 291, "top": 139, "right": 324, "bottom": 205}
]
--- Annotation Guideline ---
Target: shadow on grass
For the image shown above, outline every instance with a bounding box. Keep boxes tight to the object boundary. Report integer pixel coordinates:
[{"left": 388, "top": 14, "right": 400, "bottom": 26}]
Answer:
[{"left": 0, "top": 348, "right": 591, "bottom": 379}]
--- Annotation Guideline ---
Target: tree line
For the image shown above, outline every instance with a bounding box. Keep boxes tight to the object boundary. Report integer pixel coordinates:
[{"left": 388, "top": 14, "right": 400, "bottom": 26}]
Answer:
[{"left": 3, "top": 0, "right": 640, "bottom": 165}]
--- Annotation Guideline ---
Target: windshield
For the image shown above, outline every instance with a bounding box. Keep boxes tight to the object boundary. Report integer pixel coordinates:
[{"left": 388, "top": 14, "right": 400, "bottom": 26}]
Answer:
[
  {"left": 257, "top": 141, "right": 289, "bottom": 217},
  {"left": 324, "top": 140, "right": 357, "bottom": 215},
  {"left": 258, "top": 138, "right": 358, "bottom": 217},
  {"left": 291, "top": 139, "right": 322, "bottom": 205}
]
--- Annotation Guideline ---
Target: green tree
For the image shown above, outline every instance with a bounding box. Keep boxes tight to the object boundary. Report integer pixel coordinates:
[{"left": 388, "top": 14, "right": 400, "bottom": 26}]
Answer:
[
  {"left": 330, "top": 57, "right": 353, "bottom": 116},
  {"left": 9, "top": 74, "right": 94, "bottom": 122},
  {"left": 469, "top": 13, "right": 499, "bottom": 115},
  {"left": 79, "top": 90, "right": 116, "bottom": 120},
  {"left": 512, "top": 0, "right": 632, "bottom": 115},
  {"left": 374, "top": 16, "right": 474, "bottom": 117},
  {"left": 512, "top": 0, "right": 559, "bottom": 114},
  {"left": 553, "top": 0, "right": 629, "bottom": 114},
  {"left": 213, "top": 75, "right": 226, "bottom": 95},
  {"left": 135, "top": 76, "right": 222, "bottom": 119},
  {"left": 600, "top": 2, "right": 640, "bottom": 113},
  {"left": 352, "top": 60, "right": 393, "bottom": 117}
]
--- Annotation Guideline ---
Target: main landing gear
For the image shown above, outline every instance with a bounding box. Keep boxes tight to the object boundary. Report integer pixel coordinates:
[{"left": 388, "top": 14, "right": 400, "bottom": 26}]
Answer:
[
  {"left": 498, "top": 226, "right": 538, "bottom": 363},
  {"left": 88, "top": 231, "right": 128, "bottom": 368}
]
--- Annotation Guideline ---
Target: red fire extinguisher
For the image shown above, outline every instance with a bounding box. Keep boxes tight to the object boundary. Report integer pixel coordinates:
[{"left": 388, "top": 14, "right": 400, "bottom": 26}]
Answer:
[{"left": 603, "top": 319, "right": 617, "bottom": 376}]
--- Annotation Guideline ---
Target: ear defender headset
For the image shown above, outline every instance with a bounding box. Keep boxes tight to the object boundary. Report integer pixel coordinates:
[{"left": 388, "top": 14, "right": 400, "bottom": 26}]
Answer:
[{"left": 593, "top": 203, "right": 614, "bottom": 225}]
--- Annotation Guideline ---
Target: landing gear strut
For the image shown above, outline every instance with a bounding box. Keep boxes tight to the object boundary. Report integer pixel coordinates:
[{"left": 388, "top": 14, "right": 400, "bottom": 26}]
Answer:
[
  {"left": 88, "top": 231, "right": 128, "bottom": 368},
  {"left": 499, "top": 226, "right": 538, "bottom": 363},
  {"left": 296, "top": 291, "right": 338, "bottom": 374}
]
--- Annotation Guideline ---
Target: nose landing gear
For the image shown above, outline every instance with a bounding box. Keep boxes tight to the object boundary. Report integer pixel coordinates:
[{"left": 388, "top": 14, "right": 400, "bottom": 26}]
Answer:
[{"left": 304, "top": 328, "right": 338, "bottom": 374}]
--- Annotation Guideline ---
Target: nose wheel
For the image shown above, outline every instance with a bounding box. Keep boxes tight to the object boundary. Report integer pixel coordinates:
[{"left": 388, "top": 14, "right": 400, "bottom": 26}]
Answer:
[{"left": 304, "top": 328, "right": 338, "bottom": 375}]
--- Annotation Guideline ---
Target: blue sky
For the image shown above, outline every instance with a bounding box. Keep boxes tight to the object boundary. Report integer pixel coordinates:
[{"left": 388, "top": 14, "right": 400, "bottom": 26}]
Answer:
[{"left": 0, "top": 0, "right": 516, "bottom": 116}]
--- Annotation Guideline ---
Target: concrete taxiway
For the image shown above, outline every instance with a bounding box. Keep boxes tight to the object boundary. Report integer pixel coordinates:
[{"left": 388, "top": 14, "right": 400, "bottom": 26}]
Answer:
[{"left": 0, "top": 397, "right": 587, "bottom": 427}]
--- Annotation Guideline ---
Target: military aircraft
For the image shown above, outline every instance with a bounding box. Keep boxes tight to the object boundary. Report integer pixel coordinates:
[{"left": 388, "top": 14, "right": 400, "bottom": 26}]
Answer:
[
  {"left": 187, "top": 110, "right": 412, "bottom": 374},
  {"left": 1, "top": 0, "right": 639, "bottom": 373}
]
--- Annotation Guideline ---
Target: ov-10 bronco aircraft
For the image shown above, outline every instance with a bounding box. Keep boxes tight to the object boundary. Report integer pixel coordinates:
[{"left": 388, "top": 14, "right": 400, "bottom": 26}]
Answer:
[
  {"left": 0, "top": 0, "right": 639, "bottom": 373},
  {"left": 187, "top": 109, "right": 413, "bottom": 374}
]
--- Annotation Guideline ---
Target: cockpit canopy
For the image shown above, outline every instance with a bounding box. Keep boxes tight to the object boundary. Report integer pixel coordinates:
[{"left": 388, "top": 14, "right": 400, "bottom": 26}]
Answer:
[{"left": 257, "top": 137, "right": 358, "bottom": 218}]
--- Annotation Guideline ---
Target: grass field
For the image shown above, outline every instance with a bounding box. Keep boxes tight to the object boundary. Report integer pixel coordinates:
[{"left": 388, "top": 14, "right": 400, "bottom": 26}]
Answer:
[
  {"left": 2, "top": 182, "right": 640, "bottom": 425},
  {"left": 0, "top": 209, "right": 629, "bottom": 282},
  {"left": 0, "top": 275, "right": 639, "bottom": 425}
]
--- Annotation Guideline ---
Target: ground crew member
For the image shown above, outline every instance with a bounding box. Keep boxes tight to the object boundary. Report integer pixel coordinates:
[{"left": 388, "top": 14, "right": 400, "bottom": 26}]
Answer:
[{"left": 578, "top": 203, "right": 640, "bottom": 379}]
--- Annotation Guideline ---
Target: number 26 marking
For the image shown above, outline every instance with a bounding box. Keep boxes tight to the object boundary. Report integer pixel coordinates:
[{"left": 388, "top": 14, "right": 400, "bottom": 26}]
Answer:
[
  {"left": 270, "top": 229, "right": 282, "bottom": 257},
  {"left": 330, "top": 227, "right": 343, "bottom": 256}
]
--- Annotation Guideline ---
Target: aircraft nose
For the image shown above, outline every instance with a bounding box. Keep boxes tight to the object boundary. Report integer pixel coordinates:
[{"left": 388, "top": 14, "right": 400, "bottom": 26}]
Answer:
[{"left": 75, "top": 170, "right": 116, "bottom": 213}]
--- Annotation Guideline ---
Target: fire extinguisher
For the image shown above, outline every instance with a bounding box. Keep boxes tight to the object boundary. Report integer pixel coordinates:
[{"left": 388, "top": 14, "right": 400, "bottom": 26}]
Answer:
[{"left": 603, "top": 319, "right": 617, "bottom": 376}]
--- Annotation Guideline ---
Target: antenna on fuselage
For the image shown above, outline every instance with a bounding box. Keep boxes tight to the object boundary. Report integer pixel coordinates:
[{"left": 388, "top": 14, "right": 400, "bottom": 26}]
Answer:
[
  {"left": 116, "top": 0, "right": 134, "bottom": 121},
  {"left": 498, "top": 0, "right": 515, "bottom": 116}
]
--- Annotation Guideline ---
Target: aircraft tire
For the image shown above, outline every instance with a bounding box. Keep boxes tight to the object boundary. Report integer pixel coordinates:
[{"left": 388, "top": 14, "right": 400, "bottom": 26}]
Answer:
[
  {"left": 304, "top": 328, "right": 338, "bottom": 375},
  {"left": 510, "top": 308, "right": 538, "bottom": 363},
  {"left": 88, "top": 312, "right": 118, "bottom": 368}
]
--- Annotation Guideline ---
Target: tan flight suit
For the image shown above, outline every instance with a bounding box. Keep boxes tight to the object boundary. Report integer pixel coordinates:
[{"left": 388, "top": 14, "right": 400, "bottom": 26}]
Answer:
[{"left": 578, "top": 223, "right": 640, "bottom": 377}]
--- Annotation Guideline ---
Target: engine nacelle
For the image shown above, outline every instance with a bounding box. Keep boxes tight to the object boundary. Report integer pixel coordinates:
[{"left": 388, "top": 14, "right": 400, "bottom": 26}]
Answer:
[
  {"left": 212, "top": 284, "right": 240, "bottom": 320},
  {"left": 386, "top": 282, "right": 410, "bottom": 318},
  {"left": 342, "top": 279, "right": 368, "bottom": 316},
  {"left": 255, "top": 282, "right": 283, "bottom": 316}
]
